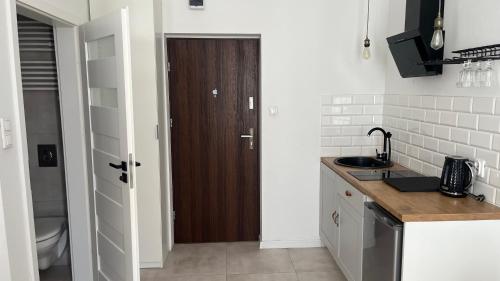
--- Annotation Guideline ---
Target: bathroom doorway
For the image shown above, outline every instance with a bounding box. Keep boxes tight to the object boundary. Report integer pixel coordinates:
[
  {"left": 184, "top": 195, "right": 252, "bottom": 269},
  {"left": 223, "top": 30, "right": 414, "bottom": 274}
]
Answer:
[{"left": 17, "top": 14, "right": 73, "bottom": 281}]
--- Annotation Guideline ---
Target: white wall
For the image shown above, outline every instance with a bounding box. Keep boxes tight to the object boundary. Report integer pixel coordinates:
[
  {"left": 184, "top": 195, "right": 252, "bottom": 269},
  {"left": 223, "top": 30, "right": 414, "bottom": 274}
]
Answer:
[
  {"left": 164, "top": 0, "right": 390, "bottom": 246},
  {"left": 385, "top": 0, "right": 500, "bottom": 96},
  {"left": 17, "top": 0, "right": 89, "bottom": 25},
  {"left": 0, "top": 0, "right": 39, "bottom": 280},
  {"left": 89, "top": 0, "right": 165, "bottom": 266},
  {"left": 0, "top": 183, "right": 13, "bottom": 281}
]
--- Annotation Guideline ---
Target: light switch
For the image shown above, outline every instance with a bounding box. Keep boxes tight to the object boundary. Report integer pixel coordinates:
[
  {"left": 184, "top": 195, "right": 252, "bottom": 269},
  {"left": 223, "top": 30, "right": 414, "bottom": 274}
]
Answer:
[
  {"left": 1, "top": 119, "right": 11, "bottom": 131},
  {"left": 3, "top": 133, "right": 12, "bottom": 149},
  {"left": 1, "top": 118, "right": 13, "bottom": 149}
]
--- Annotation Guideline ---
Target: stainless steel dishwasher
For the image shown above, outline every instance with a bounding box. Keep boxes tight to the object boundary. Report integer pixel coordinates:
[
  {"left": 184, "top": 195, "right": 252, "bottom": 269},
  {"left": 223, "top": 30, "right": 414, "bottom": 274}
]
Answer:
[{"left": 362, "top": 202, "right": 403, "bottom": 281}]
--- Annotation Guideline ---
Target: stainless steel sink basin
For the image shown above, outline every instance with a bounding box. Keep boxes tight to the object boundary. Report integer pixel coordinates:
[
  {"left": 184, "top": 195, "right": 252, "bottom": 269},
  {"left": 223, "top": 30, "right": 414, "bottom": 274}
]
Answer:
[{"left": 334, "top": 157, "right": 393, "bottom": 169}]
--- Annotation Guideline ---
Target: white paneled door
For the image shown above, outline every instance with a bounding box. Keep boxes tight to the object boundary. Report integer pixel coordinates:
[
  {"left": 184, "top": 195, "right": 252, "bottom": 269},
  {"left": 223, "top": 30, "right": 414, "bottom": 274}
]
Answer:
[{"left": 80, "top": 8, "right": 139, "bottom": 281}]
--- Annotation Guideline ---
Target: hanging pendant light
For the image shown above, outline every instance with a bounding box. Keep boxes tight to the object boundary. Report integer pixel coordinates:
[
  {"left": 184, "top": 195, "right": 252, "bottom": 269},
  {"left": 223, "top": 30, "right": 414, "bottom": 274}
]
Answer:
[
  {"left": 362, "top": 0, "right": 371, "bottom": 60},
  {"left": 430, "top": 0, "right": 444, "bottom": 50}
]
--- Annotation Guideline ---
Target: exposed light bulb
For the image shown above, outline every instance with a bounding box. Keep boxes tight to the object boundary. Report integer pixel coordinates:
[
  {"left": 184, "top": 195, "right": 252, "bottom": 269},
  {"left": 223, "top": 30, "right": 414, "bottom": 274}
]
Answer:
[
  {"left": 363, "top": 38, "right": 371, "bottom": 60},
  {"left": 430, "top": 0, "right": 444, "bottom": 50},
  {"left": 430, "top": 16, "right": 444, "bottom": 50}
]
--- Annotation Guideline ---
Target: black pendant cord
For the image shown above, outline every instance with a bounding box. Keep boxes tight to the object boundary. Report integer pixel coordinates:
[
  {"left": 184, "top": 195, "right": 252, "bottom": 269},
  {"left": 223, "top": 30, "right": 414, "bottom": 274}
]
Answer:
[{"left": 365, "top": 0, "right": 370, "bottom": 40}]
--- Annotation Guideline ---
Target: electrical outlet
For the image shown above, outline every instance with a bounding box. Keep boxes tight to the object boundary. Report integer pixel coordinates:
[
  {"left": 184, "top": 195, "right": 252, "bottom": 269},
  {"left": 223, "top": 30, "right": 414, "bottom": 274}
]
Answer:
[{"left": 476, "top": 159, "right": 486, "bottom": 178}]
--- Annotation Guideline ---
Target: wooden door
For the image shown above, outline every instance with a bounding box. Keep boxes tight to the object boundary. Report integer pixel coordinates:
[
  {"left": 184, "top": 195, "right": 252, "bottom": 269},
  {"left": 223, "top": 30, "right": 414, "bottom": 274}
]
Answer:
[
  {"left": 167, "top": 38, "right": 260, "bottom": 243},
  {"left": 80, "top": 8, "right": 140, "bottom": 281}
]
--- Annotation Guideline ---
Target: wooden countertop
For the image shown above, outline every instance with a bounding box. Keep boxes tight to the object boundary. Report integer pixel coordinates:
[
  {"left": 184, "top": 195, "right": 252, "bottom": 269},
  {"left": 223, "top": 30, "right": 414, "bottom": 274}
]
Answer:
[{"left": 321, "top": 157, "right": 500, "bottom": 222}]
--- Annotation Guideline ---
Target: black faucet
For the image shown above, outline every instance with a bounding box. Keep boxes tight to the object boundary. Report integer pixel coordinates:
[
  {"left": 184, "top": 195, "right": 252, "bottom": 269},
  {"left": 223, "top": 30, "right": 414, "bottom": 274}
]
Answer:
[{"left": 367, "top": 127, "right": 392, "bottom": 163}]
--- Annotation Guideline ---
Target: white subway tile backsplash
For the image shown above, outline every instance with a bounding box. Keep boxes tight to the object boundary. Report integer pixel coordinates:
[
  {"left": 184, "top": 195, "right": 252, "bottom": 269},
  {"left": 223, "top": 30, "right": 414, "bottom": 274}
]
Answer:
[
  {"left": 493, "top": 135, "right": 500, "bottom": 152},
  {"left": 457, "top": 114, "right": 478, "bottom": 129},
  {"left": 489, "top": 170, "right": 500, "bottom": 188},
  {"left": 341, "top": 126, "right": 364, "bottom": 136},
  {"left": 332, "top": 97, "right": 352, "bottom": 105},
  {"left": 478, "top": 115, "right": 500, "bottom": 132},
  {"left": 332, "top": 137, "right": 352, "bottom": 147},
  {"left": 341, "top": 146, "right": 362, "bottom": 156},
  {"left": 342, "top": 105, "right": 363, "bottom": 114},
  {"left": 422, "top": 163, "right": 438, "bottom": 176},
  {"left": 419, "top": 149, "right": 433, "bottom": 164},
  {"left": 322, "top": 94, "right": 500, "bottom": 205},
  {"left": 321, "top": 95, "right": 332, "bottom": 105},
  {"left": 411, "top": 134, "right": 424, "bottom": 147},
  {"left": 472, "top": 181, "right": 497, "bottom": 204},
  {"left": 470, "top": 131, "right": 492, "bottom": 149},
  {"left": 420, "top": 123, "right": 434, "bottom": 137},
  {"left": 452, "top": 97, "right": 472, "bottom": 112},
  {"left": 321, "top": 147, "right": 341, "bottom": 156},
  {"left": 424, "top": 137, "right": 439, "bottom": 151},
  {"left": 439, "top": 112, "right": 458, "bottom": 126},
  {"left": 407, "top": 145, "right": 419, "bottom": 158},
  {"left": 321, "top": 137, "right": 333, "bottom": 146},
  {"left": 433, "top": 153, "right": 446, "bottom": 167},
  {"left": 409, "top": 96, "right": 422, "bottom": 107},
  {"left": 321, "top": 95, "right": 385, "bottom": 157},
  {"left": 421, "top": 96, "right": 436, "bottom": 109},
  {"left": 350, "top": 116, "right": 372, "bottom": 125},
  {"left": 399, "top": 96, "right": 409, "bottom": 107},
  {"left": 436, "top": 97, "right": 453, "bottom": 111},
  {"left": 407, "top": 121, "right": 420, "bottom": 133},
  {"left": 456, "top": 144, "right": 476, "bottom": 159},
  {"left": 476, "top": 148, "right": 499, "bottom": 169},
  {"left": 322, "top": 127, "right": 342, "bottom": 136},
  {"left": 450, "top": 128, "right": 469, "bottom": 144},
  {"left": 410, "top": 109, "right": 426, "bottom": 121},
  {"left": 425, "top": 111, "right": 440, "bottom": 123},
  {"left": 322, "top": 116, "right": 332, "bottom": 126},
  {"left": 434, "top": 125, "right": 451, "bottom": 140},
  {"left": 364, "top": 105, "right": 383, "bottom": 115},
  {"left": 472, "top": 97, "right": 495, "bottom": 114},
  {"left": 438, "top": 140, "right": 456, "bottom": 155},
  {"left": 410, "top": 158, "right": 423, "bottom": 172},
  {"left": 353, "top": 95, "right": 374, "bottom": 104},
  {"left": 331, "top": 116, "right": 351, "bottom": 125},
  {"left": 322, "top": 106, "right": 342, "bottom": 115}
]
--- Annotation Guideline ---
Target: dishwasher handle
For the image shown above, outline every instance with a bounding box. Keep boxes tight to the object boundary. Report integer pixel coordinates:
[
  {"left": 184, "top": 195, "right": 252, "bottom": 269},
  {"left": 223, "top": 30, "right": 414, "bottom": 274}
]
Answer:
[{"left": 365, "top": 202, "right": 403, "bottom": 230}]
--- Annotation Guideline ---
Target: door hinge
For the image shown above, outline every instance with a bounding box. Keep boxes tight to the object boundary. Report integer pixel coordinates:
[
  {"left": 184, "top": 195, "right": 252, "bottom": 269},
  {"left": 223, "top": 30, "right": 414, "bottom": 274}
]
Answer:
[
  {"left": 167, "top": 62, "right": 171, "bottom": 72},
  {"left": 155, "top": 124, "right": 160, "bottom": 140},
  {"left": 173, "top": 210, "right": 176, "bottom": 220},
  {"left": 170, "top": 118, "right": 173, "bottom": 128}
]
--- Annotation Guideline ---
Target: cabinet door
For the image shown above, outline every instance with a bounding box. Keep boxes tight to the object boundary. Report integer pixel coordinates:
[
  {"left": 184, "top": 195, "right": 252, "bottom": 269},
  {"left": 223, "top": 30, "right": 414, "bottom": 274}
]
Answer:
[
  {"left": 338, "top": 197, "right": 363, "bottom": 281},
  {"left": 320, "top": 165, "right": 339, "bottom": 253}
]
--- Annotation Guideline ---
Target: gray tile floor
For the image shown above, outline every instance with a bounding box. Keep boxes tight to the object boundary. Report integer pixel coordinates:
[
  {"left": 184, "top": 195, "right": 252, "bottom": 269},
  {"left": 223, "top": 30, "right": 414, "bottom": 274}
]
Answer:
[
  {"left": 141, "top": 242, "right": 347, "bottom": 281},
  {"left": 39, "top": 265, "right": 72, "bottom": 281}
]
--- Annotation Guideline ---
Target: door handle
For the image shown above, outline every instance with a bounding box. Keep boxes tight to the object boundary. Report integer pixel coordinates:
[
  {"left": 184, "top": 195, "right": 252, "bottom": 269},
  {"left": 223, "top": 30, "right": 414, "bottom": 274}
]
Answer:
[
  {"left": 240, "top": 128, "right": 254, "bottom": 150},
  {"left": 109, "top": 161, "right": 127, "bottom": 171}
]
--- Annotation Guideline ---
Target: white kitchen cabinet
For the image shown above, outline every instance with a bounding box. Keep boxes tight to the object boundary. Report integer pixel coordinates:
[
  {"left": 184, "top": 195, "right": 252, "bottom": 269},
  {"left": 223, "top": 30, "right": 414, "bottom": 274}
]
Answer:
[
  {"left": 337, "top": 197, "right": 363, "bottom": 281},
  {"left": 320, "top": 163, "right": 365, "bottom": 281},
  {"left": 320, "top": 164, "right": 340, "bottom": 253}
]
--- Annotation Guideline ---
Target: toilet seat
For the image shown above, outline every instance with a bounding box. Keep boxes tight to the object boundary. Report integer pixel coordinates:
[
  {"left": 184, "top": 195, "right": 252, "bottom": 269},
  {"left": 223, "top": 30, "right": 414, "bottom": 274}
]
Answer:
[{"left": 35, "top": 217, "right": 66, "bottom": 242}]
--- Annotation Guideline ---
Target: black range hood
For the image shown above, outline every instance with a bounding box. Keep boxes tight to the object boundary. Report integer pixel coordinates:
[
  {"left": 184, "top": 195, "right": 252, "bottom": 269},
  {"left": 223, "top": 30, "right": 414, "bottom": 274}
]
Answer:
[{"left": 387, "top": 0, "right": 445, "bottom": 78}]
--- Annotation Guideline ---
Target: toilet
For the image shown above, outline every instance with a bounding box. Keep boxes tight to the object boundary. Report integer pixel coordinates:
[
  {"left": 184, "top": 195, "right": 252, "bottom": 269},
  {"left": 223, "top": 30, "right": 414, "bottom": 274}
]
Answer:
[{"left": 35, "top": 217, "right": 68, "bottom": 270}]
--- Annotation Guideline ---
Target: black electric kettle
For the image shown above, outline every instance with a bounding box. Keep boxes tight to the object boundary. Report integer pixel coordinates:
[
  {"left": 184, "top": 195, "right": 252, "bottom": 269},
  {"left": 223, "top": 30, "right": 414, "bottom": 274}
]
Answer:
[{"left": 440, "top": 156, "right": 477, "bottom": 198}]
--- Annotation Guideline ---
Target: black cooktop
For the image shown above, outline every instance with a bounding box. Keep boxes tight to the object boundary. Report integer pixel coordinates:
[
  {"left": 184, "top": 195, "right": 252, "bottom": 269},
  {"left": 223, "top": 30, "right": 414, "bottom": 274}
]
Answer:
[{"left": 348, "top": 170, "right": 424, "bottom": 181}]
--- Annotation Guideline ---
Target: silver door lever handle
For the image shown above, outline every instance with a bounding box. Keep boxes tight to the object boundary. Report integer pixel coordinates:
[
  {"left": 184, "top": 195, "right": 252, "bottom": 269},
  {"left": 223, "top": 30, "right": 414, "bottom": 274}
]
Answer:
[{"left": 240, "top": 128, "right": 254, "bottom": 150}]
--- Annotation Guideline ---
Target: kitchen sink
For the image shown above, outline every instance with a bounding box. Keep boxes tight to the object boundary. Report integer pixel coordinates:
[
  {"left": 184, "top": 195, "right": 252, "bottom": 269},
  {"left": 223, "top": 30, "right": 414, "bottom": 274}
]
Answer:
[{"left": 334, "top": 157, "right": 393, "bottom": 169}]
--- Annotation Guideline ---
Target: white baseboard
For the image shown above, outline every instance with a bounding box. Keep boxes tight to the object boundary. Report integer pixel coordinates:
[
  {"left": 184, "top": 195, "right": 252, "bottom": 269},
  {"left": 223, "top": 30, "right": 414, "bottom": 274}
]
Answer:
[
  {"left": 140, "top": 261, "right": 163, "bottom": 269},
  {"left": 260, "top": 239, "right": 324, "bottom": 249}
]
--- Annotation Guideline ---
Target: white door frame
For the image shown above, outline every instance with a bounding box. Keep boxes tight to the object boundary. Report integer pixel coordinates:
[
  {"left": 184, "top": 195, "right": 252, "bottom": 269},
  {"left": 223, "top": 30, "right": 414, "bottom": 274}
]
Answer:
[{"left": 3, "top": 2, "right": 96, "bottom": 281}]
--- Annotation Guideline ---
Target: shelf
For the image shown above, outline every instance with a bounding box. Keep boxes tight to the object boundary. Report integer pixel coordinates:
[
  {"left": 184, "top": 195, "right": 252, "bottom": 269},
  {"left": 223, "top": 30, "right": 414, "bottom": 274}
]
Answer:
[{"left": 421, "top": 44, "right": 500, "bottom": 66}]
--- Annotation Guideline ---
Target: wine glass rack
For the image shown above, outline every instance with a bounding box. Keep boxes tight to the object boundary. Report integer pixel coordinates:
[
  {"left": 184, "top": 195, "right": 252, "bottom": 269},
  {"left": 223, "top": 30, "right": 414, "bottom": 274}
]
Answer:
[{"left": 421, "top": 44, "right": 500, "bottom": 66}]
